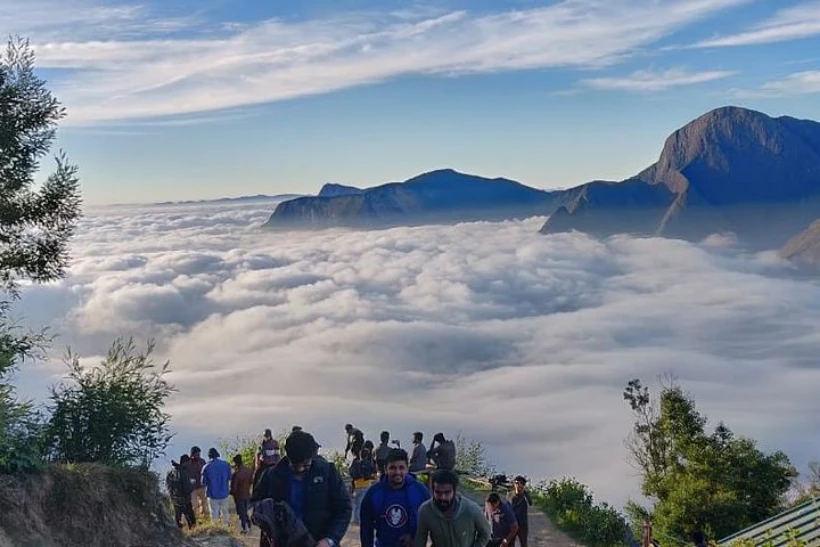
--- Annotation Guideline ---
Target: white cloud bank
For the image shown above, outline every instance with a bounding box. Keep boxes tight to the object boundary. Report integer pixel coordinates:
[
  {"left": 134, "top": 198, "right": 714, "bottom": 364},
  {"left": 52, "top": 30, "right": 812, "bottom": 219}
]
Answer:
[
  {"left": 693, "top": 1, "right": 820, "bottom": 47},
  {"left": 1, "top": 0, "right": 749, "bottom": 124},
  {"left": 13, "top": 200, "right": 820, "bottom": 507}
]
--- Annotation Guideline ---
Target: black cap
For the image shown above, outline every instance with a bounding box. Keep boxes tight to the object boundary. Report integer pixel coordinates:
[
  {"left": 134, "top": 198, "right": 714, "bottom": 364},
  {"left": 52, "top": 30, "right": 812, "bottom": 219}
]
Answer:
[{"left": 286, "top": 431, "right": 319, "bottom": 462}]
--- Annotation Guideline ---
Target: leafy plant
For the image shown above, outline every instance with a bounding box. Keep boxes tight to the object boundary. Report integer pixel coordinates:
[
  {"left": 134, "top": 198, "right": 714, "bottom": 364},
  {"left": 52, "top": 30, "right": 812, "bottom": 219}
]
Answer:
[
  {"left": 46, "top": 338, "right": 175, "bottom": 468},
  {"left": 534, "top": 476, "right": 631, "bottom": 547},
  {"left": 454, "top": 432, "right": 495, "bottom": 476},
  {"left": 0, "top": 37, "right": 82, "bottom": 473},
  {"left": 623, "top": 378, "right": 797, "bottom": 541}
]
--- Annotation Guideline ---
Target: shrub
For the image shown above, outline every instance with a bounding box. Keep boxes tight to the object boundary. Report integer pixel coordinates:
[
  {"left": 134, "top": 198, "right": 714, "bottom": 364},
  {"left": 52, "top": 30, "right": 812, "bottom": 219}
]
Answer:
[
  {"left": 46, "top": 338, "right": 175, "bottom": 467},
  {"left": 534, "top": 477, "right": 631, "bottom": 547}
]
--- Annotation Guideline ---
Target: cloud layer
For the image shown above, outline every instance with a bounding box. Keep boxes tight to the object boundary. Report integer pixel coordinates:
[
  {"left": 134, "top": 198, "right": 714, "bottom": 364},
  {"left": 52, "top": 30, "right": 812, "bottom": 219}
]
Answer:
[
  {"left": 13, "top": 200, "right": 820, "bottom": 507},
  {"left": 5, "top": 0, "right": 751, "bottom": 124}
]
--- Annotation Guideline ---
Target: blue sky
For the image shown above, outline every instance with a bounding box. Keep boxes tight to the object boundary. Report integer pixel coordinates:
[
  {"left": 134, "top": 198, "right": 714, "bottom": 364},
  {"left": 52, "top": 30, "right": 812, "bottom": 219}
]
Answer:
[{"left": 6, "top": 0, "right": 820, "bottom": 205}]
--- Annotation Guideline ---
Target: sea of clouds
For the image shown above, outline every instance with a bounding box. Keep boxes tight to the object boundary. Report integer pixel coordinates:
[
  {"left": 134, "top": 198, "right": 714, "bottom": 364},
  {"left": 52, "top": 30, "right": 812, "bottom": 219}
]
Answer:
[{"left": 11, "top": 199, "right": 820, "bottom": 507}]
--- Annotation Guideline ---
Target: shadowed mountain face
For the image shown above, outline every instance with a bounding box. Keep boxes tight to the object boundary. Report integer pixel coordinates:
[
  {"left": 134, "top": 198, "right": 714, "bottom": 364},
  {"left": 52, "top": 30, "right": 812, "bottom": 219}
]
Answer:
[
  {"left": 264, "top": 169, "right": 564, "bottom": 229},
  {"left": 540, "top": 106, "right": 820, "bottom": 248}
]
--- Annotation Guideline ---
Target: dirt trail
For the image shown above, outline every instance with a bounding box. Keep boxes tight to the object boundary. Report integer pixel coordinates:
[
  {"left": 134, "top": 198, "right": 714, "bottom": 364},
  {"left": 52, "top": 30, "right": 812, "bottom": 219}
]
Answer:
[{"left": 237, "top": 489, "right": 581, "bottom": 547}]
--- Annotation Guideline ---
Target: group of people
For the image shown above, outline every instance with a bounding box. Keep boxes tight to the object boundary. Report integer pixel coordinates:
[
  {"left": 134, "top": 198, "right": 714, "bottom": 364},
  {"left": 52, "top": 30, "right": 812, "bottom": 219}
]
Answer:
[{"left": 165, "top": 424, "right": 533, "bottom": 547}]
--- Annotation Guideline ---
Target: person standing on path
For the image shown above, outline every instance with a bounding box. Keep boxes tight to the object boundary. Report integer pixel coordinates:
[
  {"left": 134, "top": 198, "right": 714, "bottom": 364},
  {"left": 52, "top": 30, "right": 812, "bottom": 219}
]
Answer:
[
  {"left": 409, "top": 432, "right": 427, "bottom": 474},
  {"left": 374, "top": 431, "right": 392, "bottom": 475},
  {"left": 360, "top": 448, "right": 430, "bottom": 547},
  {"left": 510, "top": 476, "right": 532, "bottom": 547},
  {"left": 485, "top": 493, "right": 519, "bottom": 547},
  {"left": 231, "top": 454, "right": 254, "bottom": 535},
  {"left": 189, "top": 446, "right": 209, "bottom": 519},
  {"left": 202, "top": 448, "right": 233, "bottom": 526},
  {"left": 414, "top": 469, "right": 490, "bottom": 547},
  {"left": 252, "top": 430, "right": 352, "bottom": 547},
  {"left": 349, "top": 447, "right": 378, "bottom": 525}
]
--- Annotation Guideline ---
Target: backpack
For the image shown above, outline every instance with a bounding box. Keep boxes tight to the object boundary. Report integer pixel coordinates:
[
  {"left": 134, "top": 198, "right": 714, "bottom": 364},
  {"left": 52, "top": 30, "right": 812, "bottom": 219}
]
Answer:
[{"left": 436, "top": 441, "right": 456, "bottom": 470}]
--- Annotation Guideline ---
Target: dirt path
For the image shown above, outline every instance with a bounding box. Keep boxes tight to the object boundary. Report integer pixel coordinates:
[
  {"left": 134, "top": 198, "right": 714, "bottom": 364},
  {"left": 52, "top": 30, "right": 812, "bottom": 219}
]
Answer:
[{"left": 236, "top": 489, "right": 581, "bottom": 547}]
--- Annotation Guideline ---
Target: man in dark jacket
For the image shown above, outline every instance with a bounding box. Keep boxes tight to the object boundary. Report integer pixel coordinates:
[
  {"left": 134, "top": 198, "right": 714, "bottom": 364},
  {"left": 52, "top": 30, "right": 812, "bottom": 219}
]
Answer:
[
  {"left": 509, "top": 476, "right": 532, "bottom": 547},
  {"left": 427, "top": 433, "right": 456, "bottom": 470},
  {"left": 166, "top": 455, "right": 196, "bottom": 529},
  {"left": 252, "top": 430, "right": 352, "bottom": 547}
]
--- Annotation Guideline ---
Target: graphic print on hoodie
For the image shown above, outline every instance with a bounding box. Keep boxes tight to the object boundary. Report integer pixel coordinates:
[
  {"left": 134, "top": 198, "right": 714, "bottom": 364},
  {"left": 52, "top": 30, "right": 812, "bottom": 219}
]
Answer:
[{"left": 360, "top": 474, "right": 431, "bottom": 547}]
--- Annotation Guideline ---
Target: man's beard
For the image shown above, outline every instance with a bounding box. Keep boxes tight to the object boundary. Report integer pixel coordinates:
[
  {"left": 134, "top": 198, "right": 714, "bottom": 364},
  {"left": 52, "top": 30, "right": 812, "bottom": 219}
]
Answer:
[{"left": 434, "top": 499, "right": 454, "bottom": 512}]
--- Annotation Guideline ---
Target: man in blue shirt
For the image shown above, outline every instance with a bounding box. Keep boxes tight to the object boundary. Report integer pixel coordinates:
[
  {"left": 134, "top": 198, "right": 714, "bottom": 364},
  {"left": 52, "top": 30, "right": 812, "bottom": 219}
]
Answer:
[
  {"left": 252, "top": 430, "right": 352, "bottom": 547},
  {"left": 485, "top": 493, "right": 519, "bottom": 547},
  {"left": 201, "top": 448, "right": 233, "bottom": 526},
  {"left": 360, "top": 448, "right": 431, "bottom": 547}
]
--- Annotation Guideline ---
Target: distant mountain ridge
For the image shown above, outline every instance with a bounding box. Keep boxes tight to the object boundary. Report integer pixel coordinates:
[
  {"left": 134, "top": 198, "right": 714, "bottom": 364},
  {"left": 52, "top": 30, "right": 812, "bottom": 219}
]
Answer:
[
  {"left": 156, "top": 193, "right": 304, "bottom": 206},
  {"left": 540, "top": 106, "right": 820, "bottom": 246},
  {"left": 264, "top": 169, "right": 563, "bottom": 229}
]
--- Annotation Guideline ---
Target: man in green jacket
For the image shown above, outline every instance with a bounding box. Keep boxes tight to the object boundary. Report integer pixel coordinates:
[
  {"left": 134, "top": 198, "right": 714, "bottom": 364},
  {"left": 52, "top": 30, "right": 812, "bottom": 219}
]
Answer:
[{"left": 414, "top": 469, "right": 491, "bottom": 547}]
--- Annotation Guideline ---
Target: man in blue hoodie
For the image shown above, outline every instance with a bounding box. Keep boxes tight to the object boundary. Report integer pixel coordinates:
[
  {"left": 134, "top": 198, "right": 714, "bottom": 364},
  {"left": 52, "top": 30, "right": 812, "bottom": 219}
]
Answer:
[
  {"left": 360, "top": 448, "right": 431, "bottom": 547},
  {"left": 202, "top": 447, "right": 233, "bottom": 526}
]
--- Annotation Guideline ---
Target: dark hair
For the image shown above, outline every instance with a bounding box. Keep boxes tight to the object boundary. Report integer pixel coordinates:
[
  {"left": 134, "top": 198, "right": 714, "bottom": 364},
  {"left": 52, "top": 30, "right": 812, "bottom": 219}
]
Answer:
[
  {"left": 386, "top": 448, "right": 408, "bottom": 465},
  {"left": 291, "top": 425, "right": 302, "bottom": 432},
  {"left": 190, "top": 446, "right": 201, "bottom": 454},
  {"left": 413, "top": 431, "right": 423, "bottom": 442},
  {"left": 431, "top": 468, "right": 459, "bottom": 488},
  {"left": 363, "top": 440, "right": 374, "bottom": 452},
  {"left": 514, "top": 475, "right": 527, "bottom": 485},
  {"left": 380, "top": 431, "right": 390, "bottom": 442},
  {"left": 233, "top": 454, "right": 243, "bottom": 466},
  {"left": 486, "top": 493, "right": 501, "bottom": 504},
  {"left": 180, "top": 454, "right": 190, "bottom": 464},
  {"left": 208, "top": 447, "right": 220, "bottom": 459},
  {"left": 286, "top": 431, "right": 317, "bottom": 463},
  {"left": 264, "top": 428, "right": 272, "bottom": 437},
  {"left": 345, "top": 424, "right": 353, "bottom": 431},
  {"left": 433, "top": 432, "right": 445, "bottom": 443}
]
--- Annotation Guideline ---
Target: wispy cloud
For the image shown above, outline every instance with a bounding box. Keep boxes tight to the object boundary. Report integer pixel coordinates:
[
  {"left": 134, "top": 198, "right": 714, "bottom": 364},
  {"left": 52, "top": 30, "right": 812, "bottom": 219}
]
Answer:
[
  {"left": 693, "top": 1, "right": 820, "bottom": 47},
  {"left": 731, "top": 70, "right": 820, "bottom": 98},
  {"left": 4, "top": 0, "right": 749, "bottom": 125},
  {"left": 581, "top": 68, "right": 735, "bottom": 92}
]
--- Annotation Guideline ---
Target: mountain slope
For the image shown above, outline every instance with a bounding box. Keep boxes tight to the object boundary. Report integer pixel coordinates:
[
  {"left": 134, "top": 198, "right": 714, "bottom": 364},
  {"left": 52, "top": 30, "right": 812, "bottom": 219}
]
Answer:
[
  {"left": 780, "top": 219, "right": 820, "bottom": 264},
  {"left": 264, "top": 169, "right": 563, "bottom": 229},
  {"left": 540, "top": 106, "right": 820, "bottom": 245}
]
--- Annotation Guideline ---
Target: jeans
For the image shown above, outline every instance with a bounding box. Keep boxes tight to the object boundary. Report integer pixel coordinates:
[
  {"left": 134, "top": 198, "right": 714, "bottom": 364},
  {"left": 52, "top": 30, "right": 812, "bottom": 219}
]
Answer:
[
  {"left": 351, "top": 485, "right": 371, "bottom": 524},
  {"left": 209, "top": 497, "right": 230, "bottom": 526},
  {"left": 235, "top": 498, "right": 251, "bottom": 531},
  {"left": 515, "top": 525, "right": 529, "bottom": 547},
  {"left": 173, "top": 499, "right": 196, "bottom": 529}
]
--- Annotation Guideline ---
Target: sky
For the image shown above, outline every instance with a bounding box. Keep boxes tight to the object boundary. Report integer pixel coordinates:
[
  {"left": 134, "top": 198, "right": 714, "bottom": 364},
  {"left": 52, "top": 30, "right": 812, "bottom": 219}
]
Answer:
[
  {"left": 12, "top": 199, "right": 820, "bottom": 509},
  {"left": 4, "top": 0, "right": 820, "bottom": 204}
]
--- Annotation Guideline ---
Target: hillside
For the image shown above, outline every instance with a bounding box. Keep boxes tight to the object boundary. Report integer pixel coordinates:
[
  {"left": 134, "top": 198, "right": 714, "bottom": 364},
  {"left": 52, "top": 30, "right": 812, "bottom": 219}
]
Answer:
[
  {"left": 264, "top": 169, "right": 564, "bottom": 229},
  {"left": 0, "top": 465, "right": 238, "bottom": 547},
  {"left": 540, "top": 106, "right": 820, "bottom": 248}
]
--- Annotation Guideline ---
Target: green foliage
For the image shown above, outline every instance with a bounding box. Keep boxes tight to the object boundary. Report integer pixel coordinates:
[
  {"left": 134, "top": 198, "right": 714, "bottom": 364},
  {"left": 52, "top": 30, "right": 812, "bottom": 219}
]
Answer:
[
  {"left": 534, "top": 477, "right": 630, "bottom": 547},
  {"left": 454, "top": 432, "right": 495, "bottom": 476},
  {"left": 0, "top": 37, "right": 82, "bottom": 473},
  {"left": 218, "top": 429, "right": 288, "bottom": 468},
  {"left": 46, "top": 338, "right": 175, "bottom": 468},
  {"left": 623, "top": 378, "right": 797, "bottom": 541}
]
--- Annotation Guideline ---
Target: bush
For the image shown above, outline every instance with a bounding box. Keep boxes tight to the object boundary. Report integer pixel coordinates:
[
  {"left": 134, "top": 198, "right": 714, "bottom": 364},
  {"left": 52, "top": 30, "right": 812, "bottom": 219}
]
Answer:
[
  {"left": 534, "top": 477, "right": 631, "bottom": 547},
  {"left": 45, "top": 338, "right": 175, "bottom": 467},
  {"left": 454, "top": 433, "right": 495, "bottom": 476}
]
